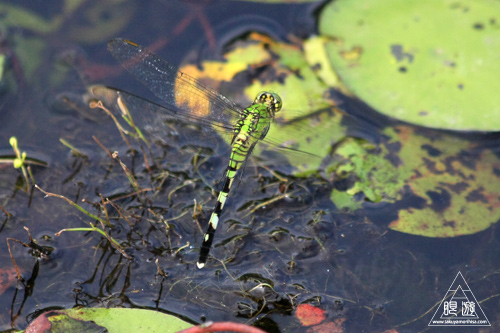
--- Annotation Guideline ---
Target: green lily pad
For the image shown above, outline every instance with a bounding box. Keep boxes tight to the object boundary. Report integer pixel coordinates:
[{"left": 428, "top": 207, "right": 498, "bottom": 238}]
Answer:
[
  {"left": 24, "top": 308, "right": 193, "bottom": 333},
  {"left": 319, "top": 0, "right": 500, "bottom": 131}
]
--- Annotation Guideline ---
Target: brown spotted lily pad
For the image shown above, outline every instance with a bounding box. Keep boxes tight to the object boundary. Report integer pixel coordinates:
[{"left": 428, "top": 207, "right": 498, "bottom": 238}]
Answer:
[{"left": 385, "top": 127, "right": 500, "bottom": 236}]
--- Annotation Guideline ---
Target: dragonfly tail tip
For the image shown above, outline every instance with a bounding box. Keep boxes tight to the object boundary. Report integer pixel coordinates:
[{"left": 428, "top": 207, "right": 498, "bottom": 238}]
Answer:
[{"left": 196, "top": 262, "right": 205, "bottom": 269}]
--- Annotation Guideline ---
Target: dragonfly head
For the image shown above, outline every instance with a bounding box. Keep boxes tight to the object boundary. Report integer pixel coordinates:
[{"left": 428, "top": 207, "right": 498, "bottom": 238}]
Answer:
[{"left": 254, "top": 91, "right": 282, "bottom": 116}]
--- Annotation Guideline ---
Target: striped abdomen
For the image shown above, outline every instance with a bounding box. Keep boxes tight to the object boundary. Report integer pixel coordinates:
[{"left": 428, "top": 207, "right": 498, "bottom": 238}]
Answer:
[{"left": 196, "top": 92, "right": 281, "bottom": 269}]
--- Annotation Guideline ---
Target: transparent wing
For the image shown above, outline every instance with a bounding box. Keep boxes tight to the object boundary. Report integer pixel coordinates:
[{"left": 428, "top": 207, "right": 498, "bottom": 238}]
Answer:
[
  {"left": 91, "top": 86, "right": 233, "bottom": 156},
  {"left": 107, "top": 38, "right": 243, "bottom": 128}
]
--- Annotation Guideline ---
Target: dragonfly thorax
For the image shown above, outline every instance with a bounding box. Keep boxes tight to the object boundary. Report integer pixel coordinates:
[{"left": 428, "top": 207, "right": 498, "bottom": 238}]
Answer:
[{"left": 254, "top": 91, "right": 282, "bottom": 116}]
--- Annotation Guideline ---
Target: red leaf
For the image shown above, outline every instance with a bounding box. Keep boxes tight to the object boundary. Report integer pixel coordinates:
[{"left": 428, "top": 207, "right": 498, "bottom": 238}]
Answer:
[{"left": 296, "top": 304, "right": 326, "bottom": 326}]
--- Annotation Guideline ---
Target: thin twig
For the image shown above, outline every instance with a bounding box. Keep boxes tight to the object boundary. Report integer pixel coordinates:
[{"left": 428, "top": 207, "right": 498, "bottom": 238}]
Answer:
[
  {"left": 35, "top": 185, "right": 112, "bottom": 227},
  {"left": 0, "top": 204, "right": 12, "bottom": 217},
  {"left": 242, "top": 192, "right": 296, "bottom": 218},
  {"left": 90, "top": 100, "right": 134, "bottom": 151},
  {"left": 6, "top": 238, "right": 23, "bottom": 280}
]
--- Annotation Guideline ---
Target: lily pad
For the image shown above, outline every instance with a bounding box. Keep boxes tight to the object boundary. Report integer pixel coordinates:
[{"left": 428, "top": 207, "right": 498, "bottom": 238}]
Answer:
[
  {"left": 328, "top": 122, "right": 500, "bottom": 236},
  {"left": 319, "top": 0, "right": 500, "bottom": 131},
  {"left": 384, "top": 126, "right": 500, "bottom": 237},
  {"left": 24, "top": 308, "right": 193, "bottom": 333}
]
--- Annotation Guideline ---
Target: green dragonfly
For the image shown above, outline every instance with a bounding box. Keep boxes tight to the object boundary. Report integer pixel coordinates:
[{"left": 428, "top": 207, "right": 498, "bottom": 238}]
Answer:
[{"left": 100, "top": 38, "right": 312, "bottom": 269}]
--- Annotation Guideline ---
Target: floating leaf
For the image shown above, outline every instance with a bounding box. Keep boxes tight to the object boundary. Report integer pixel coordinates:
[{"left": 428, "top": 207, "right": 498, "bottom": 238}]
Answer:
[
  {"left": 296, "top": 304, "right": 326, "bottom": 326},
  {"left": 384, "top": 126, "right": 500, "bottom": 237},
  {"left": 319, "top": 0, "right": 500, "bottom": 131},
  {"left": 25, "top": 308, "right": 193, "bottom": 332},
  {"left": 174, "top": 32, "right": 500, "bottom": 237}
]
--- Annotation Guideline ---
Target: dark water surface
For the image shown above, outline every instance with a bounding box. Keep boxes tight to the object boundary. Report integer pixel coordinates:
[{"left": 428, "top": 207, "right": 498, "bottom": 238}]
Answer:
[{"left": 0, "top": 1, "right": 499, "bottom": 332}]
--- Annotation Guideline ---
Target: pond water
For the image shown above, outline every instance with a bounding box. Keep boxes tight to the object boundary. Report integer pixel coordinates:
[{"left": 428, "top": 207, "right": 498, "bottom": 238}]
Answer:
[{"left": 0, "top": 1, "right": 499, "bottom": 332}]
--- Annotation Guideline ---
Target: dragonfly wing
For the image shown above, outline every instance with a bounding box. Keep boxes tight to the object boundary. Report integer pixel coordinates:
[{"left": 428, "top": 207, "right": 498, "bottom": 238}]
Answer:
[
  {"left": 107, "top": 38, "right": 243, "bottom": 128},
  {"left": 91, "top": 85, "right": 233, "bottom": 155}
]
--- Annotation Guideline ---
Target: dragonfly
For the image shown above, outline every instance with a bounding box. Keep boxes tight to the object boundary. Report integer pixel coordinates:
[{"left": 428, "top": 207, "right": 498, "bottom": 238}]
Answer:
[{"left": 102, "top": 38, "right": 289, "bottom": 269}]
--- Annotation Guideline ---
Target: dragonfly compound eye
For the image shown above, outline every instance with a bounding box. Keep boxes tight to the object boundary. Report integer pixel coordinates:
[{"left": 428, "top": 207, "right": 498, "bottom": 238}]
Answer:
[
  {"left": 271, "top": 93, "right": 282, "bottom": 113},
  {"left": 255, "top": 91, "right": 282, "bottom": 113}
]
